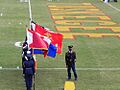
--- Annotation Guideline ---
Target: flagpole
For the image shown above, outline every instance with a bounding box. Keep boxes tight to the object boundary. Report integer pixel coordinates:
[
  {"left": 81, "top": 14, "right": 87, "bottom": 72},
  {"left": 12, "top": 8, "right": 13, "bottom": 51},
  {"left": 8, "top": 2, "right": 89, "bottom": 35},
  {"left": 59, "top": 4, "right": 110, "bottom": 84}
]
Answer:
[
  {"left": 27, "top": 0, "right": 33, "bottom": 49},
  {"left": 33, "top": 74, "right": 35, "bottom": 90},
  {"left": 28, "top": 0, "right": 36, "bottom": 90},
  {"left": 28, "top": 0, "right": 32, "bottom": 27}
]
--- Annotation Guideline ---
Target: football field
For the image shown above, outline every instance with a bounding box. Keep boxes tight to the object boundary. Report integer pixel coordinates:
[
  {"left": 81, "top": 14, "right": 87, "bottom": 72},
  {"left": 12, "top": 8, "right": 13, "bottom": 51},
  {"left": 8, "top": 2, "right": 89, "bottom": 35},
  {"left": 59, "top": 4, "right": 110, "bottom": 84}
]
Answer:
[{"left": 0, "top": 0, "right": 120, "bottom": 90}]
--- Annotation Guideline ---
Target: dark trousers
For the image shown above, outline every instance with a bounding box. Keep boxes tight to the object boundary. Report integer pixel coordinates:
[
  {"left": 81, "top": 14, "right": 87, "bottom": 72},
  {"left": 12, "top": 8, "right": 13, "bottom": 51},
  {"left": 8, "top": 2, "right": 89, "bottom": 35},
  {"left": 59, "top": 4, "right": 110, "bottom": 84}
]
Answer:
[
  {"left": 114, "top": 0, "right": 117, "bottom": 2},
  {"left": 25, "top": 75, "right": 33, "bottom": 90},
  {"left": 67, "top": 64, "right": 77, "bottom": 79}
]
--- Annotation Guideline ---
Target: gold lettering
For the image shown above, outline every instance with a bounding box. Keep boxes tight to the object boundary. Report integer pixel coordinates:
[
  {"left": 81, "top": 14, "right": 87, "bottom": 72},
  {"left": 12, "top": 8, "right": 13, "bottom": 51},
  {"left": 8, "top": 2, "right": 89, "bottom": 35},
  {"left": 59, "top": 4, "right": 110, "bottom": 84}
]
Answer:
[
  {"left": 48, "top": 3, "right": 120, "bottom": 39},
  {"left": 50, "top": 8, "right": 100, "bottom": 11},
  {"left": 51, "top": 11, "right": 104, "bottom": 15},
  {"left": 48, "top": 5, "right": 96, "bottom": 9},
  {"left": 52, "top": 16, "right": 111, "bottom": 20},
  {"left": 56, "top": 26, "right": 120, "bottom": 32},
  {"left": 55, "top": 20, "right": 116, "bottom": 25},
  {"left": 48, "top": 3, "right": 92, "bottom": 6},
  {"left": 62, "top": 33, "right": 120, "bottom": 39}
]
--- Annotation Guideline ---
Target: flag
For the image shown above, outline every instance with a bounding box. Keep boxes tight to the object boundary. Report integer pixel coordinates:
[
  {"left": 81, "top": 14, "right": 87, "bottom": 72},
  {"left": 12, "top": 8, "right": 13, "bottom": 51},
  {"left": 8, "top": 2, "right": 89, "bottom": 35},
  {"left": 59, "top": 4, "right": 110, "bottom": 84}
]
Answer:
[
  {"left": 27, "top": 29, "right": 48, "bottom": 49},
  {"left": 27, "top": 29, "right": 49, "bottom": 57},
  {"left": 31, "top": 43, "right": 57, "bottom": 58},
  {"left": 32, "top": 49, "right": 44, "bottom": 54},
  {"left": 31, "top": 21, "right": 63, "bottom": 54},
  {"left": 47, "top": 43, "right": 57, "bottom": 58}
]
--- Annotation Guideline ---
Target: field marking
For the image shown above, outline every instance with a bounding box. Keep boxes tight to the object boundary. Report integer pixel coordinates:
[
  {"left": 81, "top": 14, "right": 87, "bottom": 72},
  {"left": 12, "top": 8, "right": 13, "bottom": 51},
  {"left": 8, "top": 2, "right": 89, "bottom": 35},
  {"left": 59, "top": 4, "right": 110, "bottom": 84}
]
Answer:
[
  {"left": 49, "top": 2, "right": 120, "bottom": 40},
  {"left": 106, "top": 3, "right": 120, "bottom": 12},
  {"left": 1, "top": 67, "right": 120, "bottom": 71},
  {"left": 15, "top": 41, "right": 22, "bottom": 47},
  {"left": 0, "top": 13, "right": 3, "bottom": 16}
]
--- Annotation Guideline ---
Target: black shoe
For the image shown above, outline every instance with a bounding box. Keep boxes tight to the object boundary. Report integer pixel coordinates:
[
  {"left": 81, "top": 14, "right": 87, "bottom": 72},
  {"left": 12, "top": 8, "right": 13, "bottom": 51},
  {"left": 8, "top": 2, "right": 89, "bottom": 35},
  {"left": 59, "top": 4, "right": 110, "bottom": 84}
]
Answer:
[
  {"left": 67, "top": 78, "right": 71, "bottom": 80},
  {"left": 75, "top": 78, "right": 78, "bottom": 81}
]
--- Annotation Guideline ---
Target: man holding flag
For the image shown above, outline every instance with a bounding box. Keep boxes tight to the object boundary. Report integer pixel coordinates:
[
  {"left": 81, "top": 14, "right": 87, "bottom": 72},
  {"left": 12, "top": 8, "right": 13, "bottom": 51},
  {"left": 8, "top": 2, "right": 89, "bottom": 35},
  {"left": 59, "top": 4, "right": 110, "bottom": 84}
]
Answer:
[
  {"left": 23, "top": 51, "right": 35, "bottom": 90},
  {"left": 22, "top": 21, "right": 63, "bottom": 90},
  {"left": 23, "top": 0, "right": 63, "bottom": 89}
]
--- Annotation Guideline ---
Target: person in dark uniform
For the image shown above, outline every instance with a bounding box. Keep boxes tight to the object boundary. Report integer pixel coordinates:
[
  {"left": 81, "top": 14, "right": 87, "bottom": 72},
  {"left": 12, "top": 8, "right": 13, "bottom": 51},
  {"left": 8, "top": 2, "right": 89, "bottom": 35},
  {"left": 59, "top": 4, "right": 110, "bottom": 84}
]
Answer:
[
  {"left": 23, "top": 51, "right": 35, "bottom": 90},
  {"left": 22, "top": 42, "right": 28, "bottom": 74},
  {"left": 65, "top": 45, "right": 78, "bottom": 80}
]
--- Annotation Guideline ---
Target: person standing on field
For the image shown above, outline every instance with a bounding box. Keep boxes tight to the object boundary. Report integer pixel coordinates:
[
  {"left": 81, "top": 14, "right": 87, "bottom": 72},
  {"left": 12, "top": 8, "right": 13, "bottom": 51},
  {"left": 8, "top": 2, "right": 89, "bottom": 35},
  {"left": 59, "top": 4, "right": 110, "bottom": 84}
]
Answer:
[{"left": 65, "top": 45, "right": 78, "bottom": 81}]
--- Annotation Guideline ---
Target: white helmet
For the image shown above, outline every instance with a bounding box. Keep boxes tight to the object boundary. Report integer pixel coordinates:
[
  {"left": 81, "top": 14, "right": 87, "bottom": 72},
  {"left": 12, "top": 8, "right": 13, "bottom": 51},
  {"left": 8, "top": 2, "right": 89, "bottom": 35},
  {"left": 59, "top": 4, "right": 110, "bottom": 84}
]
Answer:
[{"left": 27, "top": 51, "right": 31, "bottom": 55}]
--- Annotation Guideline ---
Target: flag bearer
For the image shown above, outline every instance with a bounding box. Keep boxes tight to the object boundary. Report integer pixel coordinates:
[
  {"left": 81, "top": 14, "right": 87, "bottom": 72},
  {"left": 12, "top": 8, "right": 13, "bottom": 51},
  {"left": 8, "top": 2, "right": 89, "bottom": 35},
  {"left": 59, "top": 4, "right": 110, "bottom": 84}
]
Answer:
[
  {"left": 23, "top": 51, "right": 35, "bottom": 90},
  {"left": 22, "top": 41, "right": 28, "bottom": 74}
]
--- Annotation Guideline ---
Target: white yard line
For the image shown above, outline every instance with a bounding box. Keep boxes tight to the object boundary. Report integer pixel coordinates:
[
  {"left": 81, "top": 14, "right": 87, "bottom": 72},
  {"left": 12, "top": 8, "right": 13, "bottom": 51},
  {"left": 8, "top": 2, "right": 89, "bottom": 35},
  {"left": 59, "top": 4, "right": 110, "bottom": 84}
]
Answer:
[
  {"left": 106, "top": 3, "right": 120, "bottom": 12},
  {"left": 1, "top": 67, "right": 120, "bottom": 71}
]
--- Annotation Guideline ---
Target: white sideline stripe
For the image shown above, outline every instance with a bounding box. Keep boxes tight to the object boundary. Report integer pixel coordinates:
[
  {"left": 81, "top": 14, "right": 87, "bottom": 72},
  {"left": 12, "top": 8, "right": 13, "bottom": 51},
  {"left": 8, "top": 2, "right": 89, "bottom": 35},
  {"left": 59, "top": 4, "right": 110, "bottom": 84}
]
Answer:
[
  {"left": 1, "top": 68, "right": 120, "bottom": 71},
  {"left": 106, "top": 3, "right": 120, "bottom": 12}
]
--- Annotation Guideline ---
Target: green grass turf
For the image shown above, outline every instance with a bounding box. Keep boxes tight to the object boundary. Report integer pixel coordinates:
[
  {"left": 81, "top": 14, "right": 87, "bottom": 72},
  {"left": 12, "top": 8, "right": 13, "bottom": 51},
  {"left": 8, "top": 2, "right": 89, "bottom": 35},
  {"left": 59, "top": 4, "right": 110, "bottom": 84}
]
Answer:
[
  {"left": 1, "top": 70, "right": 120, "bottom": 90},
  {"left": 0, "top": 0, "right": 120, "bottom": 90}
]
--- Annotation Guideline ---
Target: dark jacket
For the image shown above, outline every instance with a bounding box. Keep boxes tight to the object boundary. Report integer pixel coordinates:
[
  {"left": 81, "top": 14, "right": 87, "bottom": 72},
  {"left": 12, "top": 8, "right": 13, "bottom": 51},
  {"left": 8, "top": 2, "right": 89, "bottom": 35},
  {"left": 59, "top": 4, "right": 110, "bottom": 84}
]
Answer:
[
  {"left": 65, "top": 51, "right": 76, "bottom": 67},
  {"left": 23, "top": 59, "right": 35, "bottom": 75},
  {"left": 22, "top": 44, "right": 28, "bottom": 68}
]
